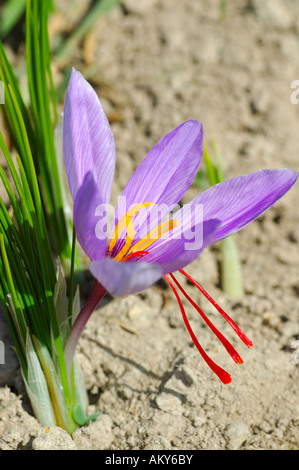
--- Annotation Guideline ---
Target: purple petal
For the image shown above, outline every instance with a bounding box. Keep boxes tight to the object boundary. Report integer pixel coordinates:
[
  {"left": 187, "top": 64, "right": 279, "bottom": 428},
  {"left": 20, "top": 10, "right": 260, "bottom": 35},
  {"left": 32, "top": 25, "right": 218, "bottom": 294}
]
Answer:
[
  {"left": 112, "top": 120, "right": 204, "bottom": 237},
  {"left": 63, "top": 68, "right": 115, "bottom": 202},
  {"left": 74, "top": 172, "right": 108, "bottom": 261},
  {"left": 142, "top": 218, "right": 220, "bottom": 274},
  {"left": 192, "top": 169, "right": 298, "bottom": 244},
  {"left": 89, "top": 258, "right": 163, "bottom": 297}
]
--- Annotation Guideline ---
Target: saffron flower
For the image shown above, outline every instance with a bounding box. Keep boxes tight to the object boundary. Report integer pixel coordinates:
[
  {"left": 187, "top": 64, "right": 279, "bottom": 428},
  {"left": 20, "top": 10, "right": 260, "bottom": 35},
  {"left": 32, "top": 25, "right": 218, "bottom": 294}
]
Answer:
[{"left": 63, "top": 68, "right": 298, "bottom": 384}]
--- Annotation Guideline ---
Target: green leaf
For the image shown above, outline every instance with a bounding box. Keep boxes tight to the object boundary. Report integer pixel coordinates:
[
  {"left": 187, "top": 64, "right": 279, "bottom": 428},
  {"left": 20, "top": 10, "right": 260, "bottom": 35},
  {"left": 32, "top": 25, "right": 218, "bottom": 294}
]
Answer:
[
  {"left": 72, "top": 286, "right": 81, "bottom": 326},
  {"left": 202, "top": 139, "right": 244, "bottom": 298},
  {"left": 192, "top": 169, "right": 209, "bottom": 189},
  {"left": 202, "top": 142, "right": 219, "bottom": 186},
  {"left": 55, "top": 0, "right": 122, "bottom": 60},
  {"left": 53, "top": 263, "right": 70, "bottom": 344},
  {"left": 24, "top": 0, "right": 75, "bottom": 269},
  {"left": 32, "top": 335, "right": 77, "bottom": 434},
  {"left": 22, "top": 332, "right": 56, "bottom": 427},
  {"left": 72, "top": 404, "right": 87, "bottom": 426},
  {"left": 0, "top": 235, "right": 27, "bottom": 345},
  {"left": 73, "top": 406, "right": 101, "bottom": 427},
  {"left": 220, "top": 236, "right": 244, "bottom": 298},
  {"left": 0, "top": 0, "right": 27, "bottom": 38},
  {"left": 72, "top": 354, "right": 88, "bottom": 412},
  {"left": 54, "top": 113, "right": 73, "bottom": 242}
]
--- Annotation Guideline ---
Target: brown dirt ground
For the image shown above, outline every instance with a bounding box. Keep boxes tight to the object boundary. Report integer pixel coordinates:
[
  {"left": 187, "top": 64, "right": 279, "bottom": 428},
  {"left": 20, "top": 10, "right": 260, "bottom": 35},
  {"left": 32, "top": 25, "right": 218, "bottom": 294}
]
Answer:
[{"left": 0, "top": 0, "right": 298, "bottom": 450}]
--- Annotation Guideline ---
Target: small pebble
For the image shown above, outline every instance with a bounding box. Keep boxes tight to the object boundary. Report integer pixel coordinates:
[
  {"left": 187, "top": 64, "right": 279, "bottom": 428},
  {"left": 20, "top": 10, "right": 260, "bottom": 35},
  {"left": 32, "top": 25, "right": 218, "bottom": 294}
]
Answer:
[
  {"left": 223, "top": 422, "right": 250, "bottom": 450},
  {"left": 32, "top": 426, "right": 77, "bottom": 450},
  {"left": 156, "top": 392, "right": 183, "bottom": 414}
]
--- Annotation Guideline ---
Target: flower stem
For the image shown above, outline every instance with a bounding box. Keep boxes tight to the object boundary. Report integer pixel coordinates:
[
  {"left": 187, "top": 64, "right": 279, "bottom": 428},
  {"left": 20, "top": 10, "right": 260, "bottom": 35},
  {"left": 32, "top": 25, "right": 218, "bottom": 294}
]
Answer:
[
  {"left": 64, "top": 281, "right": 107, "bottom": 377},
  {"left": 68, "top": 227, "right": 77, "bottom": 322},
  {"left": 219, "top": 236, "right": 244, "bottom": 298}
]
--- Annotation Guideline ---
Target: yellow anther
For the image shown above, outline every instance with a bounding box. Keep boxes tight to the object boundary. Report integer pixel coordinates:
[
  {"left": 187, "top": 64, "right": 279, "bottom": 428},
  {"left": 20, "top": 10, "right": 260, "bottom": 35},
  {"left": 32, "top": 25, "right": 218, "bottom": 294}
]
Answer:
[
  {"left": 108, "top": 203, "right": 179, "bottom": 262},
  {"left": 108, "top": 203, "right": 153, "bottom": 258},
  {"left": 128, "top": 218, "right": 179, "bottom": 254},
  {"left": 113, "top": 217, "right": 135, "bottom": 261}
]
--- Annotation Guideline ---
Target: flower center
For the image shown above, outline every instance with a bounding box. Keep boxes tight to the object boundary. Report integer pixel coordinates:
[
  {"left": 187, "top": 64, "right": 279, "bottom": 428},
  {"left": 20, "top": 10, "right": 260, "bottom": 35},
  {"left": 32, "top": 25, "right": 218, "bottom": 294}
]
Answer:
[
  {"left": 108, "top": 203, "right": 153, "bottom": 261},
  {"left": 107, "top": 203, "right": 178, "bottom": 262}
]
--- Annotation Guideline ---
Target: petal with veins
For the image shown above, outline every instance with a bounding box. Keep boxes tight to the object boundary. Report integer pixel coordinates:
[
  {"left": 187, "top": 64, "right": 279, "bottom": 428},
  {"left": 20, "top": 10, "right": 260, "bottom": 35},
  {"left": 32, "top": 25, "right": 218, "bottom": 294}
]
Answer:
[
  {"left": 113, "top": 120, "right": 203, "bottom": 239},
  {"left": 63, "top": 68, "right": 115, "bottom": 202},
  {"left": 74, "top": 172, "right": 108, "bottom": 261},
  {"left": 191, "top": 169, "right": 298, "bottom": 245},
  {"left": 90, "top": 258, "right": 162, "bottom": 297}
]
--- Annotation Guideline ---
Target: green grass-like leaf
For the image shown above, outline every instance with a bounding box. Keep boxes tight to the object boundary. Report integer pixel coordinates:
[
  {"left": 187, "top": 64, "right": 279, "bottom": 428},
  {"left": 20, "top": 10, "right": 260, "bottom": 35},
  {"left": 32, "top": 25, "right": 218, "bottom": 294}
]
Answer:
[
  {"left": 55, "top": 0, "right": 123, "bottom": 60},
  {"left": 0, "top": 0, "right": 88, "bottom": 434},
  {"left": 200, "top": 139, "right": 244, "bottom": 298},
  {"left": 0, "top": 0, "right": 27, "bottom": 38},
  {"left": 0, "top": 0, "right": 79, "bottom": 273}
]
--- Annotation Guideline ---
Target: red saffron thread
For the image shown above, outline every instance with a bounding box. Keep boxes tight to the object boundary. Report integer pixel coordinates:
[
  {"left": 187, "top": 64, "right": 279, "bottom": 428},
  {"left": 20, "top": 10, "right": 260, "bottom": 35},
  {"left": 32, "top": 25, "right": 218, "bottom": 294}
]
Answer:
[
  {"left": 179, "top": 269, "right": 253, "bottom": 348},
  {"left": 122, "top": 250, "right": 149, "bottom": 262},
  {"left": 164, "top": 273, "right": 232, "bottom": 385},
  {"left": 169, "top": 273, "right": 244, "bottom": 365}
]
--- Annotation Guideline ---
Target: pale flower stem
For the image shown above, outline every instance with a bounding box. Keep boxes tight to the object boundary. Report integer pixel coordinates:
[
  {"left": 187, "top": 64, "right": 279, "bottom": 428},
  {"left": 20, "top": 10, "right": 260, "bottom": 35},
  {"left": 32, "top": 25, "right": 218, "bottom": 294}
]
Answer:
[
  {"left": 220, "top": 236, "right": 244, "bottom": 298},
  {"left": 64, "top": 281, "right": 107, "bottom": 376}
]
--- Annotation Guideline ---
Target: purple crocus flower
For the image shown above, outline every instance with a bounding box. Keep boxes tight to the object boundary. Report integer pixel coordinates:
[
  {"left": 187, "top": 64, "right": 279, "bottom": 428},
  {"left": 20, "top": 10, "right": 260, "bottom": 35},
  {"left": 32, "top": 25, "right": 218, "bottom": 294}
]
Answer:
[{"left": 63, "top": 68, "right": 298, "bottom": 384}]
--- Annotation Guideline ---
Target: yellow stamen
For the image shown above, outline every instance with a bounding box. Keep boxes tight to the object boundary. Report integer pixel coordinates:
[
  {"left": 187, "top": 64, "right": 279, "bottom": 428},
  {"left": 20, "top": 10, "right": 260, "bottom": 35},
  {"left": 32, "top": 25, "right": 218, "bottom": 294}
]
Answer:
[
  {"left": 113, "top": 217, "right": 135, "bottom": 261},
  {"left": 128, "top": 218, "right": 179, "bottom": 254},
  {"left": 108, "top": 203, "right": 153, "bottom": 260},
  {"left": 108, "top": 203, "right": 179, "bottom": 262}
]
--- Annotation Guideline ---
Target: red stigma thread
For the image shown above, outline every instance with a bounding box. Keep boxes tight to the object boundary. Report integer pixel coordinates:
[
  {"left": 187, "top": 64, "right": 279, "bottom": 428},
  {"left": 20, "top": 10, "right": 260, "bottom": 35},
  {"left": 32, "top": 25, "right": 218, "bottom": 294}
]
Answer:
[
  {"left": 164, "top": 273, "right": 232, "bottom": 385},
  {"left": 169, "top": 273, "right": 244, "bottom": 365},
  {"left": 122, "top": 250, "right": 149, "bottom": 262},
  {"left": 164, "top": 270, "right": 253, "bottom": 384},
  {"left": 179, "top": 269, "right": 253, "bottom": 348}
]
